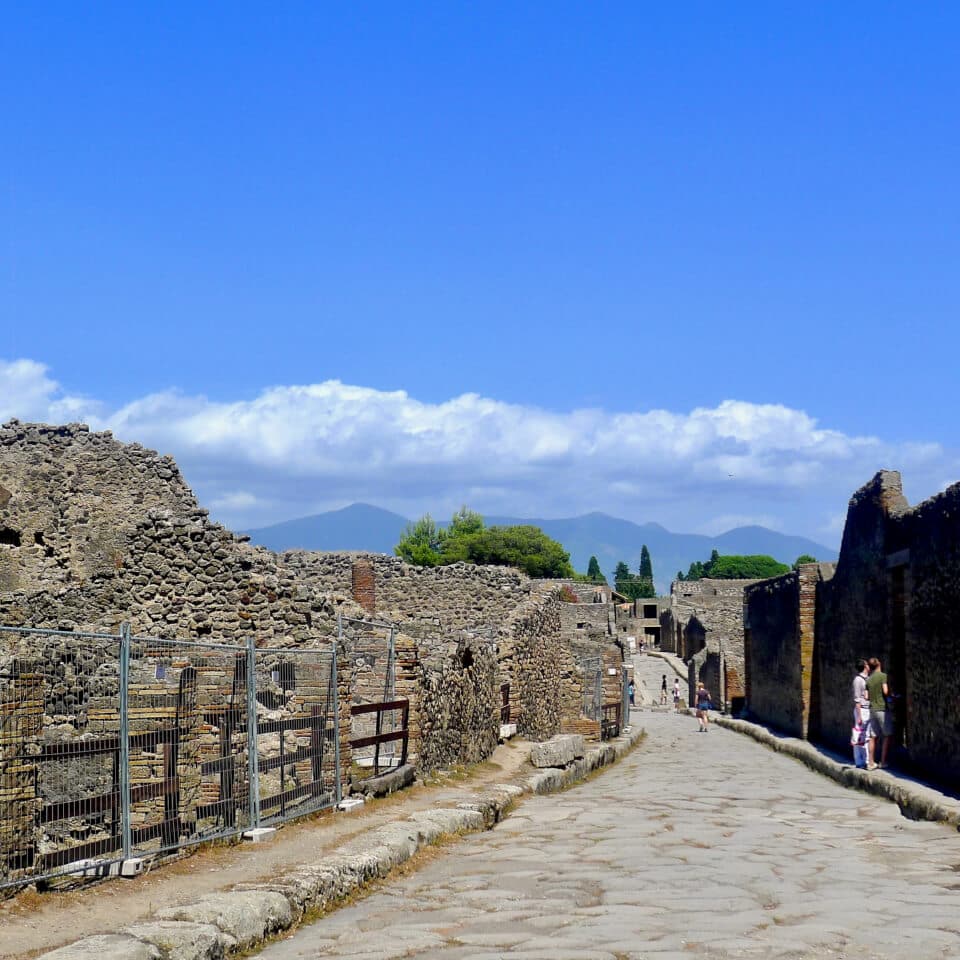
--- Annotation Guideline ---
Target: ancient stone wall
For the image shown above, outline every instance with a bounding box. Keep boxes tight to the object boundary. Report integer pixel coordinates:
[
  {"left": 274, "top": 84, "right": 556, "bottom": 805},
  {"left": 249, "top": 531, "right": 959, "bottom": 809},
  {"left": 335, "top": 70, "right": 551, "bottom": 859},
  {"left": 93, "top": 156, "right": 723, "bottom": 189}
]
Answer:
[
  {"left": 559, "top": 599, "right": 611, "bottom": 642},
  {"left": 530, "top": 579, "right": 610, "bottom": 603},
  {"left": 741, "top": 470, "right": 960, "bottom": 792},
  {"left": 408, "top": 630, "right": 499, "bottom": 773},
  {"left": 281, "top": 552, "right": 531, "bottom": 633},
  {"left": 744, "top": 565, "right": 833, "bottom": 737},
  {"left": 0, "top": 420, "right": 197, "bottom": 594},
  {"left": 900, "top": 483, "right": 960, "bottom": 787},
  {"left": 810, "top": 472, "right": 908, "bottom": 750},
  {"left": 0, "top": 417, "right": 630, "bottom": 883},
  {"left": 662, "top": 578, "right": 758, "bottom": 710}
]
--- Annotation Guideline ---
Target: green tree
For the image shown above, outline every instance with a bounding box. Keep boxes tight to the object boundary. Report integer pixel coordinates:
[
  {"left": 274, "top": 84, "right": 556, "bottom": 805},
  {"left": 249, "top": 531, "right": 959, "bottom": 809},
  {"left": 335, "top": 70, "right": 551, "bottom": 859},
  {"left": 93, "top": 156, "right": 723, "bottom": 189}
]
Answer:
[
  {"left": 613, "top": 560, "right": 654, "bottom": 600},
  {"left": 438, "top": 506, "right": 485, "bottom": 563},
  {"left": 586, "top": 556, "right": 606, "bottom": 583},
  {"left": 395, "top": 514, "right": 443, "bottom": 566},
  {"left": 793, "top": 553, "right": 817, "bottom": 570},
  {"left": 639, "top": 545, "right": 653, "bottom": 581},
  {"left": 397, "top": 507, "right": 575, "bottom": 578},
  {"left": 707, "top": 554, "right": 790, "bottom": 579},
  {"left": 460, "top": 525, "right": 574, "bottom": 578}
]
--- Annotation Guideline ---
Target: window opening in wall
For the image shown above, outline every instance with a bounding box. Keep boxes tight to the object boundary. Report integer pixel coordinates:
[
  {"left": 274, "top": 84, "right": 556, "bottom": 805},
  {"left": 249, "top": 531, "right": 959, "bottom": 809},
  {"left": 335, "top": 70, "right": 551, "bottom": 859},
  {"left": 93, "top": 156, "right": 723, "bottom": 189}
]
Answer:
[
  {"left": 459, "top": 647, "right": 474, "bottom": 669},
  {"left": 0, "top": 527, "right": 22, "bottom": 546},
  {"left": 643, "top": 604, "right": 658, "bottom": 619}
]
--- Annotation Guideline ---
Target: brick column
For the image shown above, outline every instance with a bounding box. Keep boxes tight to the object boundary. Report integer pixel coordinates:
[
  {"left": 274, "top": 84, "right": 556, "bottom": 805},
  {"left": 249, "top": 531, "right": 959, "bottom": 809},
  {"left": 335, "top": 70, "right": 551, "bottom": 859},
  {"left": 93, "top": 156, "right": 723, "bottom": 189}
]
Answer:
[{"left": 351, "top": 559, "right": 376, "bottom": 615}]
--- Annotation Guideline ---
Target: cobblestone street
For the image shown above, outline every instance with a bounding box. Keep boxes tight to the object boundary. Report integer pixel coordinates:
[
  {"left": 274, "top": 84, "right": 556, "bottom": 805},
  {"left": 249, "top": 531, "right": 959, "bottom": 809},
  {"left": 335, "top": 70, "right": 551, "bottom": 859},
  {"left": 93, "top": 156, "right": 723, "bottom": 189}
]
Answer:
[{"left": 258, "top": 660, "right": 960, "bottom": 960}]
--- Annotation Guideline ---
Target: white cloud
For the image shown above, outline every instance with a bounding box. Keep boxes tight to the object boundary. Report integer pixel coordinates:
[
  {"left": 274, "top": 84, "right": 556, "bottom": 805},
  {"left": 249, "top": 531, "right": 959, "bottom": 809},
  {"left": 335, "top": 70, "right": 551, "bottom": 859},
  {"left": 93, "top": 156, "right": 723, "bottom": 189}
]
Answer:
[
  {"left": 209, "top": 491, "right": 265, "bottom": 511},
  {"left": 1, "top": 357, "right": 957, "bottom": 544}
]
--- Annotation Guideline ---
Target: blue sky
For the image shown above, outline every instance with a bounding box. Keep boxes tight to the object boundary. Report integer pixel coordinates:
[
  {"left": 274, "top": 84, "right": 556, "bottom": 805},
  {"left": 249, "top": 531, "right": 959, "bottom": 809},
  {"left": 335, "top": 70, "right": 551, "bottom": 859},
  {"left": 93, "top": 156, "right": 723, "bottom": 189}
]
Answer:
[{"left": 2, "top": 4, "right": 958, "bottom": 545}]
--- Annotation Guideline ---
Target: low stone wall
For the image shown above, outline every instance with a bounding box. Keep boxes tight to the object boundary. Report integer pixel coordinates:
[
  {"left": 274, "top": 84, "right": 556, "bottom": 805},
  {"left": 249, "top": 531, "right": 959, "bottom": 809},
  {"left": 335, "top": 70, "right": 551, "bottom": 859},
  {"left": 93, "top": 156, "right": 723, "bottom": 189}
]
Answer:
[{"left": 280, "top": 552, "right": 531, "bottom": 633}]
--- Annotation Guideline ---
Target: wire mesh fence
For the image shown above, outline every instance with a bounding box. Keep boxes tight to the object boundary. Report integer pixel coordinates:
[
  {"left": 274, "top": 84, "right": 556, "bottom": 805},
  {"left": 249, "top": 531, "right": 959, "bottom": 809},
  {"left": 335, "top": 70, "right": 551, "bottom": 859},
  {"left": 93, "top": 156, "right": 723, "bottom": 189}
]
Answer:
[
  {"left": 0, "top": 623, "right": 342, "bottom": 894},
  {"left": 580, "top": 656, "right": 603, "bottom": 722},
  {"left": 339, "top": 617, "right": 403, "bottom": 781}
]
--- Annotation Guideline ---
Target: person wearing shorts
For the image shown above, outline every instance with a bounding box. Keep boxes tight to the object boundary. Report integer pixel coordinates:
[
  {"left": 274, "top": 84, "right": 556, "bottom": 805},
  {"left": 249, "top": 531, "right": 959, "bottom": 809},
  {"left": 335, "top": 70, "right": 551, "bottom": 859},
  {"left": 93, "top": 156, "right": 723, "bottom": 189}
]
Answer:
[
  {"left": 695, "top": 681, "right": 711, "bottom": 732},
  {"left": 866, "top": 657, "right": 893, "bottom": 769},
  {"left": 672, "top": 679, "right": 681, "bottom": 711}
]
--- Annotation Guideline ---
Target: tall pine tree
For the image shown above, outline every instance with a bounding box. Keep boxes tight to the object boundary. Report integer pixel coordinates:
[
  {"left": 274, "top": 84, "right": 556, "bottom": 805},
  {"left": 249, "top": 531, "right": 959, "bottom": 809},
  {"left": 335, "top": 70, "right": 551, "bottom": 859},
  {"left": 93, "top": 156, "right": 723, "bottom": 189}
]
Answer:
[
  {"left": 586, "top": 556, "right": 606, "bottom": 583},
  {"left": 639, "top": 545, "right": 653, "bottom": 580}
]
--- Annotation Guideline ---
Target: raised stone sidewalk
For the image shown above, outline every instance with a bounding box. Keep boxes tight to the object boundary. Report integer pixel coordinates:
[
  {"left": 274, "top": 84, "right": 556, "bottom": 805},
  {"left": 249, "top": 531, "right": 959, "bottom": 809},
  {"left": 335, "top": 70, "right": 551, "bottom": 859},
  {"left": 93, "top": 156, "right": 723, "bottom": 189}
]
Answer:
[
  {"left": 32, "top": 729, "right": 644, "bottom": 960},
  {"left": 709, "top": 714, "right": 960, "bottom": 829}
]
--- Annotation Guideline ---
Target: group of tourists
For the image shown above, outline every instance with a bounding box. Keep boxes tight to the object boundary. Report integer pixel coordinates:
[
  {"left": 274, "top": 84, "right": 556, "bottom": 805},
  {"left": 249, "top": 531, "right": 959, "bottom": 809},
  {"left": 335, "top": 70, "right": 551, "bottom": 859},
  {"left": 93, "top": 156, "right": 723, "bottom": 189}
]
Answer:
[{"left": 851, "top": 657, "right": 896, "bottom": 770}]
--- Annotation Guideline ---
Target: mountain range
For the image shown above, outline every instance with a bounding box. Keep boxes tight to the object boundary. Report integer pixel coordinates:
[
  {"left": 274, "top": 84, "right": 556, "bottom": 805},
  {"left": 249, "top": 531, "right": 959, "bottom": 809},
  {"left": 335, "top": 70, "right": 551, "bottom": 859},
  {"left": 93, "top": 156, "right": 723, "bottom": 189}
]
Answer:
[{"left": 242, "top": 503, "right": 837, "bottom": 594}]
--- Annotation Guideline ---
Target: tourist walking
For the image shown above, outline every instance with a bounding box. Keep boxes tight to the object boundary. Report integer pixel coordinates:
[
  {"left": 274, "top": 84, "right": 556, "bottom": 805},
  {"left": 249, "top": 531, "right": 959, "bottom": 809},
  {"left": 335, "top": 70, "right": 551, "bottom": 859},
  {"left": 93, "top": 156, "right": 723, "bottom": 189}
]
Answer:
[
  {"left": 695, "top": 681, "right": 712, "bottom": 732},
  {"left": 866, "top": 657, "right": 893, "bottom": 769},
  {"left": 628, "top": 679, "right": 635, "bottom": 707},
  {"left": 660, "top": 674, "right": 668, "bottom": 705},
  {"left": 672, "top": 678, "right": 681, "bottom": 712}
]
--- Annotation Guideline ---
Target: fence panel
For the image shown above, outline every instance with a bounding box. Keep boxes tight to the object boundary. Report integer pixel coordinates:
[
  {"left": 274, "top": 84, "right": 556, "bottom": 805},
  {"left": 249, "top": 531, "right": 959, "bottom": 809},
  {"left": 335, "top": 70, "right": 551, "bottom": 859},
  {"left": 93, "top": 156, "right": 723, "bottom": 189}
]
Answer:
[
  {"left": 339, "top": 618, "right": 400, "bottom": 782},
  {"left": 0, "top": 624, "right": 344, "bottom": 894},
  {"left": 0, "top": 626, "right": 125, "bottom": 891},
  {"left": 250, "top": 645, "right": 337, "bottom": 825},
  {"left": 125, "top": 634, "right": 253, "bottom": 858},
  {"left": 580, "top": 656, "right": 603, "bottom": 722}
]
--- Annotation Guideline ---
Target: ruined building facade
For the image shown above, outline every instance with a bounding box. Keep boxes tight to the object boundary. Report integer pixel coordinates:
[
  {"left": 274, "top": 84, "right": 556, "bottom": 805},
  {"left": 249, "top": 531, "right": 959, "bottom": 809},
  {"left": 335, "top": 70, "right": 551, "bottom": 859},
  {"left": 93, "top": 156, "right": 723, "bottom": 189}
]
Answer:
[
  {"left": 659, "top": 578, "right": 757, "bottom": 712},
  {"left": 745, "top": 471, "right": 960, "bottom": 792}
]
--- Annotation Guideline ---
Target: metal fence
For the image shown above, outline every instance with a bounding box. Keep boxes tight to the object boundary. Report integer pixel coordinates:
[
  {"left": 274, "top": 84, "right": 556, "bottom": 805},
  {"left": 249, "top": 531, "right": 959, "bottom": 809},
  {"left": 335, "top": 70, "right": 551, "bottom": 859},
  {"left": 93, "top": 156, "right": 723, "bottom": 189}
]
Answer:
[
  {"left": 339, "top": 616, "right": 403, "bottom": 781},
  {"left": 0, "top": 623, "right": 341, "bottom": 893},
  {"left": 580, "top": 656, "right": 603, "bottom": 722}
]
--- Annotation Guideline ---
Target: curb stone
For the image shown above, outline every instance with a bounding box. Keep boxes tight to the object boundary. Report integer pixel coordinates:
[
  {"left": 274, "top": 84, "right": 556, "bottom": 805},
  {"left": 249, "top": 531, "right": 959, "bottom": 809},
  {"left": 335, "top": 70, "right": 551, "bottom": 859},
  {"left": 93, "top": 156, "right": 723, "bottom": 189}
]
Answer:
[
  {"left": 36, "top": 728, "right": 644, "bottom": 960},
  {"left": 710, "top": 714, "right": 960, "bottom": 830}
]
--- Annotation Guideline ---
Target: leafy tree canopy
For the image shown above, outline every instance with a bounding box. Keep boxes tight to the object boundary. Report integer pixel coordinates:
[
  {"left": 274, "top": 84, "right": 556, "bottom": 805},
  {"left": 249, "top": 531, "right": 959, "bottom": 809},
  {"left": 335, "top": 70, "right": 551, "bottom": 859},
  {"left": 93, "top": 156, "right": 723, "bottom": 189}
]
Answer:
[
  {"left": 677, "top": 550, "right": 789, "bottom": 581},
  {"left": 614, "top": 558, "right": 655, "bottom": 599},
  {"left": 395, "top": 509, "right": 574, "bottom": 578},
  {"left": 394, "top": 514, "right": 444, "bottom": 566},
  {"left": 793, "top": 553, "right": 817, "bottom": 570}
]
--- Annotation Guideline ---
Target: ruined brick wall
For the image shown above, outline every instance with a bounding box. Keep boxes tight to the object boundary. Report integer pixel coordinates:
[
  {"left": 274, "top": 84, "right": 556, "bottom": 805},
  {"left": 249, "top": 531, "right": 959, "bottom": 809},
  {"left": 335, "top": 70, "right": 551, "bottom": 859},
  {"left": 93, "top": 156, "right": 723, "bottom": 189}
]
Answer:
[
  {"left": 411, "top": 631, "right": 499, "bottom": 772},
  {"left": 559, "top": 599, "right": 611, "bottom": 642},
  {"left": 664, "top": 578, "right": 757, "bottom": 706},
  {"left": 745, "top": 564, "right": 833, "bottom": 737},
  {"left": 740, "top": 469, "right": 960, "bottom": 792},
  {"left": 0, "top": 422, "right": 364, "bottom": 647},
  {"left": 0, "top": 421, "right": 197, "bottom": 594},
  {"left": 810, "top": 471, "right": 909, "bottom": 750},
  {"left": 901, "top": 484, "right": 960, "bottom": 786},
  {"left": 744, "top": 571, "right": 803, "bottom": 735},
  {"left": 281, "top": 552, "right": 531, "bottom": 633}
]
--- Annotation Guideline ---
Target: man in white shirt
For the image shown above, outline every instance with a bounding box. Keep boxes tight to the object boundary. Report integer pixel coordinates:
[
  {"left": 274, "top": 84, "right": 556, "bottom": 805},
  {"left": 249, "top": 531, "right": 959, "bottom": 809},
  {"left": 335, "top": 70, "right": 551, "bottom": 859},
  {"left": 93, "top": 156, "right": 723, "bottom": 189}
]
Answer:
[{"left": 852, "top": 658, "right": 872, "bottom": 765}]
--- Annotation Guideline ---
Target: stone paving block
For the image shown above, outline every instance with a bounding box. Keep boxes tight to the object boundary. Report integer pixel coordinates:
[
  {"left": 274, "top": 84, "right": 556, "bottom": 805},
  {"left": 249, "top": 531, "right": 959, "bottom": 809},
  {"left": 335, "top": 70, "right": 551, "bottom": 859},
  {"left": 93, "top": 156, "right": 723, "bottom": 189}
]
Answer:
[
  {"left": 38, "top": 934, "right": 161, "bottom": 960},
  {"left": 529, "top": 736, "right": 575, "bottom": 768},
  {"left": 155, "top": 892, "right": 292, "bottom": 950},
  {"left": 124, "top": 921, "right": 227, "bottom": 960}
]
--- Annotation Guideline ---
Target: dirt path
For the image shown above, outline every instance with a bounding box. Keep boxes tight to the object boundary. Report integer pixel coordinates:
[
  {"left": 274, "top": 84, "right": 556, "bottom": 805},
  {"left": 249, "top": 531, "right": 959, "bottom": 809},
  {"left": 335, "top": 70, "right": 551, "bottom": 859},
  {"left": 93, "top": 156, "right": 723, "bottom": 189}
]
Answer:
[{"left": 0, "top": 740, "right": 535, "bottom": 959}]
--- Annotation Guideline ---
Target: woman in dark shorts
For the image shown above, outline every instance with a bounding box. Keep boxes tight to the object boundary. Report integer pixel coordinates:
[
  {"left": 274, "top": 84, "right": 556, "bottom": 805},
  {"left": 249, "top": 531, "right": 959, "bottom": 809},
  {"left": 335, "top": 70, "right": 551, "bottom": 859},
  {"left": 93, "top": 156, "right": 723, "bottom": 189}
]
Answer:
[{"left": 695, "top": 681, "right": 712, "bottom": 732}]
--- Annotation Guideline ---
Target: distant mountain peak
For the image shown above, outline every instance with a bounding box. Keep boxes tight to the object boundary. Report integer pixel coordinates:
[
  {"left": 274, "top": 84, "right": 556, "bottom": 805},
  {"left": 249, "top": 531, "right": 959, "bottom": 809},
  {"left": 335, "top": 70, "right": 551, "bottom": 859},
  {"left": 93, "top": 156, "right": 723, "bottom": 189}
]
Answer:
[{"left": 241, "top": 502, "right": 837, "bottom": 593}]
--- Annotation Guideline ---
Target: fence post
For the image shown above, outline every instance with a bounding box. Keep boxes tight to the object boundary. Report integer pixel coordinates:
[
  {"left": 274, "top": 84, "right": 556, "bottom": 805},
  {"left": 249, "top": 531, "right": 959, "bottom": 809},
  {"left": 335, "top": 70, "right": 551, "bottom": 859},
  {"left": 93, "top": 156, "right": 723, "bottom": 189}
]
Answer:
[
  {"left": 245, "top": 636, "right": 261, "bottom": 829},
  {"left": 118, "top": 622, "right": 132, "bottom": 860},
  {"left": 333, "top": 616, "right": 343, "bottom": 805},
  {"left": 622, "top": 665, "right": 630, "bottom": 728}
]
